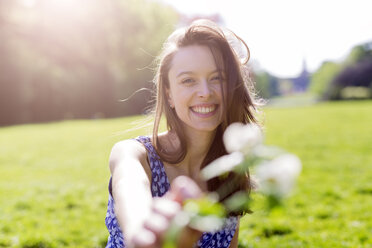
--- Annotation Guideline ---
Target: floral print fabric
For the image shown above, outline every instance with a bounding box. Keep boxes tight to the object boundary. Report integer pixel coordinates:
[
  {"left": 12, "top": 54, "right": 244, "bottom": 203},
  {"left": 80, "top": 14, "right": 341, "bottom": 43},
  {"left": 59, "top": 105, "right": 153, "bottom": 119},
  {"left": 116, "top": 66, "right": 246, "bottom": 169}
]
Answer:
[{"left": 105, "top": 136, "right": 238, "bottom": 248}]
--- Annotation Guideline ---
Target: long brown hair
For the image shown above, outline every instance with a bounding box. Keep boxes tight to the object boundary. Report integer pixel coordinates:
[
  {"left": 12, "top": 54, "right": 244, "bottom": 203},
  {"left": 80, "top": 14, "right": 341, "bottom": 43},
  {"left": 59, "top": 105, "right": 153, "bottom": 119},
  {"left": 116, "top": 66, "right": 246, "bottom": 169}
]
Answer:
[{"left": 152, "top": 20, "right": 261, "bottom": 214}]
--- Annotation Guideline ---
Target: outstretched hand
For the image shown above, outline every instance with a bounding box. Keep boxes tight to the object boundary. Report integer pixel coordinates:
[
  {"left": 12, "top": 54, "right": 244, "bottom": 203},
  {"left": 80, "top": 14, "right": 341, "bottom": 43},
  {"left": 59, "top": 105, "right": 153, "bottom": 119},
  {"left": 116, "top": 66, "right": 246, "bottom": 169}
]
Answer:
[{"left": 129, "top": 176, "right": 203, "bottom": 248}]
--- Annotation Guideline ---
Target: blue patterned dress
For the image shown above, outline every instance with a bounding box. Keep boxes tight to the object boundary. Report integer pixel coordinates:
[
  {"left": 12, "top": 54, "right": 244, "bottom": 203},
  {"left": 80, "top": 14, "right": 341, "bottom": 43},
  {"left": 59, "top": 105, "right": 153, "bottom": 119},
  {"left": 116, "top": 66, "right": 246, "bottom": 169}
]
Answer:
[{"left": 105, "top": 136, "right": 238, "bottom": 248}]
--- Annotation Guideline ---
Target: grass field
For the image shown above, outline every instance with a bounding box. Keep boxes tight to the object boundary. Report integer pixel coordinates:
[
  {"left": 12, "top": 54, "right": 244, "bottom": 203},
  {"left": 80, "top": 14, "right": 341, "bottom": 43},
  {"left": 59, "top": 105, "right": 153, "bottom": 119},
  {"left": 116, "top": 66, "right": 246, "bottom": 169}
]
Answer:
[{"left": 0, "top": 100, "right": 371, "bottom": 247}]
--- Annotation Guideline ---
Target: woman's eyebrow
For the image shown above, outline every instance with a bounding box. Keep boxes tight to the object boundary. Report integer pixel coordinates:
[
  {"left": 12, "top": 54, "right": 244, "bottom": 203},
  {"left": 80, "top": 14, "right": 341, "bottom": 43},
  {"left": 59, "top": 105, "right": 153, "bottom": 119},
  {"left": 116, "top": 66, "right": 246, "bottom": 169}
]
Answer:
[
  {"left": 176, "top": 69, "right": 223, "bottom": 78},
  {"left": 176, "top": 71, "right": 194, "bottom": 78}
]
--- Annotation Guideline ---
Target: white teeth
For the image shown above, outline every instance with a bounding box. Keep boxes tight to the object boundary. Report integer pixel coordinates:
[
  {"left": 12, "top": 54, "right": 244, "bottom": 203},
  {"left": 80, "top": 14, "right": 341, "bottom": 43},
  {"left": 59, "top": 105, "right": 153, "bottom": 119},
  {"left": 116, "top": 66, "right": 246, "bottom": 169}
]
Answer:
[{"left": 192, "top": 105, "right": 216, "bottom": 114}]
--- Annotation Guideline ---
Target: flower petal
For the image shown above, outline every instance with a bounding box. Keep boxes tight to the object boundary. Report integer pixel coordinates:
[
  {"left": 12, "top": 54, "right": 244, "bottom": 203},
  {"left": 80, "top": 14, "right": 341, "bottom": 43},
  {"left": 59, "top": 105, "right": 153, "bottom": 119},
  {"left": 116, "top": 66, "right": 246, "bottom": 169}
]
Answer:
[{"left": 201, "top": 152, "right": 244, "bottom": 180}]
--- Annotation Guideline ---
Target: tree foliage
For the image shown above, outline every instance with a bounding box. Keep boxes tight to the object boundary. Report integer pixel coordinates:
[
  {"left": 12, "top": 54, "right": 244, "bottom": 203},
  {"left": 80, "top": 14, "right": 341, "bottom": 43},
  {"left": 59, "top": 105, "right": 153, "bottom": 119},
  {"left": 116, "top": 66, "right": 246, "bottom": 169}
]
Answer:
[
  {"left": 309, "top": 61, "right": 342, "bottom": 97},
  {"left": 309, "top": 41, "right": 372, "bottom": 100},
  {"left": 0, "top": 0, "right": 178, "bottom": 126},
  {"left": 345, "top": 42, "right": 372, "bottom": 65},
  {"left": 253, "top": 71, "right": 279, "bottom": 99},
  {"left": 326, "top": 59, "right": 372, "bottom": 100}
]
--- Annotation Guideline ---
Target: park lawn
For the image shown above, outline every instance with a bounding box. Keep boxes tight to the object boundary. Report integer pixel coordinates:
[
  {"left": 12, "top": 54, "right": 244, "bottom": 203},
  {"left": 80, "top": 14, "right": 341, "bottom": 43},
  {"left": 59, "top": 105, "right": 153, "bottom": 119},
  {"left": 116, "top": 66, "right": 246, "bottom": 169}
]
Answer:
[
  {"left": 0, "top": 100, "right": 371, "bottom": 247},
  {"left": 240, "top": 100, "right": 372, "bottom": 248}
]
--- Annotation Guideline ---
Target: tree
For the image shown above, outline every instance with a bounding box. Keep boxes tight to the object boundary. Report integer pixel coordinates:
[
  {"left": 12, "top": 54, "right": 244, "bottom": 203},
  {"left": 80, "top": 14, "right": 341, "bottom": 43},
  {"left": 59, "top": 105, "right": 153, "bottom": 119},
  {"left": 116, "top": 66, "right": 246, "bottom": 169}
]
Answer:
[
  {"left": 309, "top": 61, "right": 342, "bottom": 99},
  {"left": 309, "top": 41, "right": 372, "bottom": 101},
  {"left": 345, "top": 42, "right": 372, "bottom": 65},
  {"left": 252, "top": 71, "right": 279, "bottom": 99},
  {"left": 0, "top": 0, "right": 178, "bottom": 125},
  {"left": 326, "top": 59, "right": 372, "bottom": 100}
]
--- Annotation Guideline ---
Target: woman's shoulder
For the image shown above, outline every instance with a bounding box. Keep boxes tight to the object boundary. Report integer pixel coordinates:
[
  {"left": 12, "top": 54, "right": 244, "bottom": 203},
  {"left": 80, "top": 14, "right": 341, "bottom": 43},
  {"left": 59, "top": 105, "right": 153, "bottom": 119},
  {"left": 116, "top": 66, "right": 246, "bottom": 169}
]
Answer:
[
  {"left": 109, "top": 138, "right": 149, "bottom": 174},
  {"left": 111, "top": 138, "right": 148, "bottom": 156}
]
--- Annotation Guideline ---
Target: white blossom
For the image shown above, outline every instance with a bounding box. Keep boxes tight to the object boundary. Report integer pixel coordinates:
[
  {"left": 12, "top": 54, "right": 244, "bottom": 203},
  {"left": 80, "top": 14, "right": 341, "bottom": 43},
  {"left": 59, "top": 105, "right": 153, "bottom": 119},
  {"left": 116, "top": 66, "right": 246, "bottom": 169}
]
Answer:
[
  {"left": 201, "top": 152, "right": 244, "bottom": 180},
  {"left": 223, "top": 123, "right": 263, "bottom": 155},
  {"left": 256, "top": 154, "right": 302, "bottom": 197}
]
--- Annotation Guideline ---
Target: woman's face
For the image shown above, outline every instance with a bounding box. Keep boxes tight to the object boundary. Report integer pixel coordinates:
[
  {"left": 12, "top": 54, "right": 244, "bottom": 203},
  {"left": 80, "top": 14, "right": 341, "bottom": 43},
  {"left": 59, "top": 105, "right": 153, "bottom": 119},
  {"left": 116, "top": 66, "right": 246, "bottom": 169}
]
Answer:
[{"left": 167, "top": 45, "right": 225, "bottom": 134}]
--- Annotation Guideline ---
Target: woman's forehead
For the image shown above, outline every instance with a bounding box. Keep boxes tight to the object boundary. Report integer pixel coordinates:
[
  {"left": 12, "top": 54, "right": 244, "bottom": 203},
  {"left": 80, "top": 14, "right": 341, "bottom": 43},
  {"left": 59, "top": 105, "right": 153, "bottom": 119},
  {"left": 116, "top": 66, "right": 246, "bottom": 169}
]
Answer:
[{"left": 169, "top": 45, "right": 222, "bottom": 76}]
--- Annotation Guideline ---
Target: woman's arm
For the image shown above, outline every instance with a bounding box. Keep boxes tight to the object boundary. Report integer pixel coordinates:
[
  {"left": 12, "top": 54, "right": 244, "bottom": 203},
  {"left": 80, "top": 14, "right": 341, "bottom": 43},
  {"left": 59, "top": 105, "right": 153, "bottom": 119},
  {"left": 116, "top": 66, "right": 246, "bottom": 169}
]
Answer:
[
  {"left": 109, "top": 140, "right": 203, "bottom": 247},
  {"left": 109, "top": 139, "right": 155, "bottom": 245}
]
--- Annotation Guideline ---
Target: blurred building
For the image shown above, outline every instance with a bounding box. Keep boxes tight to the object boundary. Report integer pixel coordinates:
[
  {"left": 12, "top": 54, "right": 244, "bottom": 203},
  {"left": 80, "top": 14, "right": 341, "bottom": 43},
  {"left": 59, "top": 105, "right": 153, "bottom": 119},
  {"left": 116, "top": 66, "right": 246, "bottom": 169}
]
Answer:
[
  {"left": 292, "top": 59, "right": 310, "bottom": 92},
  {"left": 277, "top": 59, "right": 310, "bottom": 94}
]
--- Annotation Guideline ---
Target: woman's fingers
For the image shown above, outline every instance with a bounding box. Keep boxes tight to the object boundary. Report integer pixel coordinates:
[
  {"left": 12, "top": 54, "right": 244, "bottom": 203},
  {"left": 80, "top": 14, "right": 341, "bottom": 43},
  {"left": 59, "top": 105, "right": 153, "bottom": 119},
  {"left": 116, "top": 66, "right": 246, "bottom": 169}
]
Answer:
[
  {"left": 169, "top": 176, "right": 204, "bottom": 247},
  {"left": 132, "top": 176, "right": 204, "bottom": 248},
  {"left": 143, "top": 212, "right": 169, "bottom": 235},
  {"left": 132, "top": 198, "right": 181, "bottom": 247},
  {"left": 130, "top": 228, "right": 158, "bottom": 248},
  {"left": 169, "top": 176, "right": 203, "bottom": 204},
  {"left": 152, "top": 197, "right": 181, "bottom": 219}
]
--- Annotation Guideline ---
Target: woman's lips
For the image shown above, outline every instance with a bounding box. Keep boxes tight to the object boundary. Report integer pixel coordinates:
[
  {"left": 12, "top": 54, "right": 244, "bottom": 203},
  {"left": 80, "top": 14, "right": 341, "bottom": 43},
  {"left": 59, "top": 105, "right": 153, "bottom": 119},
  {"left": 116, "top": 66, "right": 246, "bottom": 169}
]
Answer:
[{"left": 190, "top": 104, "right": 218, "bottom": 117}]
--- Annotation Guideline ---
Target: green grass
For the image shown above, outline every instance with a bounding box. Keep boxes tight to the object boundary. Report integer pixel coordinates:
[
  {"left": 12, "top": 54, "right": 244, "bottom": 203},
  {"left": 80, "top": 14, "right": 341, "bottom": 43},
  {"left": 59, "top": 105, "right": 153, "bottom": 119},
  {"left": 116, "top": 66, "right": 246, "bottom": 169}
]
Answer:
[
  {"left": 1, "top": 101, "right": 371, "bottom": 247},
  {"left": 0, "top": 116, "right": 149, "bottom": 248},
  {"left": 240, "top": 100, "right": 372, "bottom": 248},
  {"left": 266, "top": 92, "right": 318, "bottom": 108}
]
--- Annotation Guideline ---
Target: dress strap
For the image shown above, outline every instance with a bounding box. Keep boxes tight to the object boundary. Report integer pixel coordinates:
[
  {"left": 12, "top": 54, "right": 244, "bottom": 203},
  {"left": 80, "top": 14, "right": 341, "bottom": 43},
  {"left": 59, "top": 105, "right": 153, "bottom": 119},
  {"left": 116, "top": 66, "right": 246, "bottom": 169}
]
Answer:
[
  {"left": 135, "top": 136, "right": 170, "bottom": 196},
  {"left": 135, "top": 136, "right": 160, "bottom": 159}
]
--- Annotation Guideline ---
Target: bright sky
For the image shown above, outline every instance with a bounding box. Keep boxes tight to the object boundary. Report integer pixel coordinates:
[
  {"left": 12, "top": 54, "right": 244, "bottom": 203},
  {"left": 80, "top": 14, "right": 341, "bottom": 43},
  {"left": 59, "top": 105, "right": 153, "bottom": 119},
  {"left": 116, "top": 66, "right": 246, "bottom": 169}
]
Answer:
[{"left": 158, "top": 0, "right": 372, "bottom": 78}]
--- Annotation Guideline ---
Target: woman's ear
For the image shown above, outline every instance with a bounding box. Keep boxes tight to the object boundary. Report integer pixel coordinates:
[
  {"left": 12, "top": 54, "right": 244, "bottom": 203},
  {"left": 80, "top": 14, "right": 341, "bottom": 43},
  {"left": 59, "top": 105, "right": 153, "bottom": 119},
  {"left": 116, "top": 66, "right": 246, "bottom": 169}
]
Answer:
[{"left": 166, "top": 88, "right": 174, "bottom": 108}]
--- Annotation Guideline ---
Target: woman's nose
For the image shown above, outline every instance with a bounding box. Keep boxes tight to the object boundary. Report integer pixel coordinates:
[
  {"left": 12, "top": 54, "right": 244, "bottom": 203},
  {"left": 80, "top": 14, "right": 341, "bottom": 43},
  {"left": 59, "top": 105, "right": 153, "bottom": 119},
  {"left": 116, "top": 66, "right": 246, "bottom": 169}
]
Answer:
[{"left": 197, "top": 80, "right": 211, "bottom": 98}]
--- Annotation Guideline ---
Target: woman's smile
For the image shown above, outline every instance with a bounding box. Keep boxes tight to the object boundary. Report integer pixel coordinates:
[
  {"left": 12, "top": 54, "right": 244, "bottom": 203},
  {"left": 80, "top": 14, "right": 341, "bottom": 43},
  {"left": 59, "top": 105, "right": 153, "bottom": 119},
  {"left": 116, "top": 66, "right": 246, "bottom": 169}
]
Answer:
[{"left": 190, "top": 104, "right": 219, "bottom": 118}]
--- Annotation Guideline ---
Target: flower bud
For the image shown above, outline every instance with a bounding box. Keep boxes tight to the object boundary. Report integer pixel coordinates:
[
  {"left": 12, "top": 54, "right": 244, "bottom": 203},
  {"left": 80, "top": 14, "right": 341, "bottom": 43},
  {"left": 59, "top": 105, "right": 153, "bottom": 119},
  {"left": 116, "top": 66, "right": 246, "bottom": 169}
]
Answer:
[
  {"left": 223, "top": 123, "right": 263, "bottom": 155},
  {"left": 256, "top": 154, "right": 301, "bottom": 197}
]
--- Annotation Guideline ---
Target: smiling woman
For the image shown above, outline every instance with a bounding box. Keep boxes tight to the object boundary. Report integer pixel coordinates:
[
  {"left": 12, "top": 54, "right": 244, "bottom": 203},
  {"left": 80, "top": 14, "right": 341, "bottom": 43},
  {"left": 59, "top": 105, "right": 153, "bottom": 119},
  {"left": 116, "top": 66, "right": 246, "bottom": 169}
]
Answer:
[
  {"left": 167, "top": 45, "right": 225, "bottom": 133},
  {"left": 105, "top": 19, "right": 262, "bottom": 248}
]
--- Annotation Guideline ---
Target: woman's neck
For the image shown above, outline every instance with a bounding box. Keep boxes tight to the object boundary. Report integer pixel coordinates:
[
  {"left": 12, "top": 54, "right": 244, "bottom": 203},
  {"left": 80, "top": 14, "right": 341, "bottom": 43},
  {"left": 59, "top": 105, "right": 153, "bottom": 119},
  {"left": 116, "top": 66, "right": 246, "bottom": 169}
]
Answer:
[
  {"left": 159, "top": 128, "right": 216, "bottom": 182},
  {"left": 182, "top": 128, "right": 216, "bottom": 179}
]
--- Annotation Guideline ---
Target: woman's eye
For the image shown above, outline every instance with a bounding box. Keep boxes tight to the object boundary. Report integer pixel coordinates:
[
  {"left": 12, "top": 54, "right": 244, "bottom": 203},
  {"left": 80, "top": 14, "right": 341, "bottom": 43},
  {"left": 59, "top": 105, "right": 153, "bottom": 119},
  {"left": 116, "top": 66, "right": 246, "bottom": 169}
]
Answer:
[
  {"left": 211, "top": 75, "right": 223, "bottom": 82},
  {"left": 181, "top": 78, "right": 195, "bottom": 84}
]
